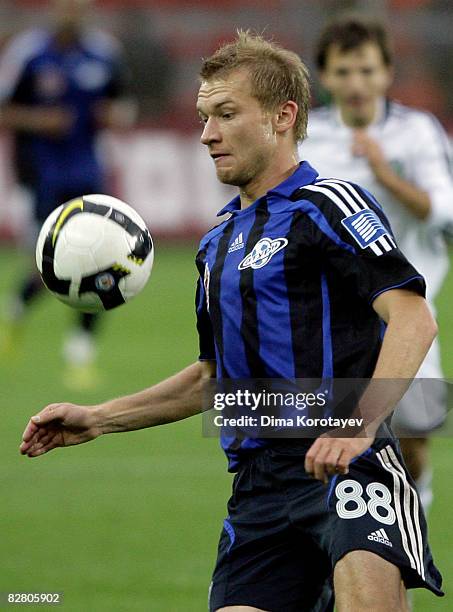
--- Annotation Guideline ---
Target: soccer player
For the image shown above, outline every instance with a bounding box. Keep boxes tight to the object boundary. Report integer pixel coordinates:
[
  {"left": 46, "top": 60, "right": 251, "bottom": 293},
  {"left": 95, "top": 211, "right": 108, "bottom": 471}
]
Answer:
[
  {"left": 20, "top": 32, "right": 443, "bottom": 611},
  {"left": 298, "top": 17, "right": 453, "bottom": 512},
  {"left": 0, "top": 0, "right": 133, "bottom": 386}
]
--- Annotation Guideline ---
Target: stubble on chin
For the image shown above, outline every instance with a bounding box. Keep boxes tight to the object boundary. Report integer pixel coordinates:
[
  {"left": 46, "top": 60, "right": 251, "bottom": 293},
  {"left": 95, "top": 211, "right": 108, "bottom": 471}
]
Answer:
[
  {"left": 217, "top": 155, "right": 267, "bottom": 188},
  {"left": 216, "top": 166, "right": 248, "bottom": 187}
]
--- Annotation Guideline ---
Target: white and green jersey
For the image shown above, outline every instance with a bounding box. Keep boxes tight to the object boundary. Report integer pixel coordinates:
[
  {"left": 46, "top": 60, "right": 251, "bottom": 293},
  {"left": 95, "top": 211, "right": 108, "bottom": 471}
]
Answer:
[{"left": 299, "top": 99, "right": 453, "bottom": 304}]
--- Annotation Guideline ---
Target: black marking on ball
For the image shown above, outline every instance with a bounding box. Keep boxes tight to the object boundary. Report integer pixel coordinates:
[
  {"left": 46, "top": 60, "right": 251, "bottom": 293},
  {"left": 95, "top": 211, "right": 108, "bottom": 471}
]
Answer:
[
  {"left": 40, "top": 201, "right": 82, "bottom": 295},
  {"left": 41, "top": 239, "right": 72, "bottom": 295}
]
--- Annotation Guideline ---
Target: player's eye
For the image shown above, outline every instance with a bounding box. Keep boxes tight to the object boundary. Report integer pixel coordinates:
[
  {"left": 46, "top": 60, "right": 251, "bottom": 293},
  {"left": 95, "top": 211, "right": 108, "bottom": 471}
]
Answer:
[
  {"left": 222, "top": 112, "right": 234, "bottom": 120},
  {"left": 199, "top": 116, "right": 208, "bottom": 125},
  {"left": 335, "top": 68, "right": 349, "bottom": 77},
  {"left": 361, "top": 68, "right": 374, "bottom": 76}
]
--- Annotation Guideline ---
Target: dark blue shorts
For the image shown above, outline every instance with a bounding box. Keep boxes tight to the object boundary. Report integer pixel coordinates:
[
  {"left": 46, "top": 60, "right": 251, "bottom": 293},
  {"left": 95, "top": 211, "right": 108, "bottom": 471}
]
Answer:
[{"left": 209, "top": 438, "right": 443, "bottom": 612}]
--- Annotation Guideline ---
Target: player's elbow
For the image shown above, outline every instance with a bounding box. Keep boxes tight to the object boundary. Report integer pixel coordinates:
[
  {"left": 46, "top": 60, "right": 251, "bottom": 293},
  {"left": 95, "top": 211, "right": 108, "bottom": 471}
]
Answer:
[
  {"left": 426, "top": 311, "right": 438, "bottom": 342},
  {"left": 188, "top": 360, "right": 216, "bottom": 399},
  {"left": 385, "top": 294, "right": 438, "bottom": 350},
  {"left": 199, "top": 359, "right": 217, "bottom": 382},
  {"left": 416, "top": 303, "right": 438, "bottom": 347}
]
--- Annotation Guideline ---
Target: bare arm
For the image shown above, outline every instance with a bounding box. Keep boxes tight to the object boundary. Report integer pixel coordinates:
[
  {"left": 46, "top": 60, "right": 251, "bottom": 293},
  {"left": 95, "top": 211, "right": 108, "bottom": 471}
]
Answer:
[
  {"left": 0, "top": 97, "right": 136, "bottom": 137},
  {"left": 366, "top": 288, "right": 436, "bottom": 390},
  {"left": 352, "top": 289, "right": 437, "bottom": 435},
  {"left": 95, "top": 360, "right": 216, "bottom": 433},
  {"left": 0, "top": 103, "right": 75, "bottom": 138},
  {"left": 305, "top": 289, "right": 437, "bottom": 482},
  {"left": 20, "top": 360, "right": 216, "bottom": 457},
  {"left": 93, "top": 98, "right": 137, "bottom": 130}
]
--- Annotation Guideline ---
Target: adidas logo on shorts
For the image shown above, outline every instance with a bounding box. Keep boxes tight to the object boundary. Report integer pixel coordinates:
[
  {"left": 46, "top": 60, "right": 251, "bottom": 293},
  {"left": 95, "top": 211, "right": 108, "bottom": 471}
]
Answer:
[{"left": 368, "top": 528, "right": 392, "bottom": 547}]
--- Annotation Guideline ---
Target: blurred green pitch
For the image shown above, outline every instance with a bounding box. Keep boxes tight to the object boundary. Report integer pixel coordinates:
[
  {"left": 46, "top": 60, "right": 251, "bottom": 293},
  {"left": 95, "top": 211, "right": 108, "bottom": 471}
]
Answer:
[{"left": 0, "top": 244, "right": 451, "bottom": 611}]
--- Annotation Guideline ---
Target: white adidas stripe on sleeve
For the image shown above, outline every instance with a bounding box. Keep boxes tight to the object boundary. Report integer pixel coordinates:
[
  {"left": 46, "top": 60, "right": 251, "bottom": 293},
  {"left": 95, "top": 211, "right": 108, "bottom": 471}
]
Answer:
[{"left": 303, "top": 179, "right": 398, "bottom": 256}]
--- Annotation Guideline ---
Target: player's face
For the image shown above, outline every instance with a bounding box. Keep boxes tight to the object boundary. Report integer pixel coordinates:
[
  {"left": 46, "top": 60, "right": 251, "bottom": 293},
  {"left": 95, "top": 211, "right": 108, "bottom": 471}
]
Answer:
[
  {"left": 51, "top": 0, "right": 92, "bottom": 31},
  {"left": 320, "top": 42, "right": 393, "bottom": 127},
  {"left": 197, "top": 69, "right": 277, "bottom": 188}
]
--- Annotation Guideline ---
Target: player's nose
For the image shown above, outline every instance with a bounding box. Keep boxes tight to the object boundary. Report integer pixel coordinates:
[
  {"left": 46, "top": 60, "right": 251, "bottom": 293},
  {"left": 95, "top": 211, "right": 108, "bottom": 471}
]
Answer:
[
  {"left": 200, "top": 117, "right": 221, "bottom": 145},
  {"left": 346, "top": 72, "right": 366, "bottom": 92}
]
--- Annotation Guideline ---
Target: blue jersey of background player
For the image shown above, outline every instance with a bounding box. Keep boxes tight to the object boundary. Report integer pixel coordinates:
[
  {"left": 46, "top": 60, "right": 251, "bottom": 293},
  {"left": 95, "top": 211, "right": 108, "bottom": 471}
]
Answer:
[
  {"left": 0, "top": 0, "right": 134, "bottom": 387},
  {"left": 0, "top": 0, "right": 130, "bottom": 221}
]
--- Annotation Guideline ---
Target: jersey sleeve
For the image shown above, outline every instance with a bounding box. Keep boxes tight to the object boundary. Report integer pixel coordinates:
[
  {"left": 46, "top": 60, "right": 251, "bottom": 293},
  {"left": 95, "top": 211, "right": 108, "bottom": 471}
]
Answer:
[
  {"left": 81, "top": 29, "right": 131, "bottom": 101},
  {"left": 408, "top": 113, "right": 453, "bottom": 231},
  {"left": 298, "top": 180, "right": 426, "bottom": 304},
  {"left": 195, "top": 257, "right": 216, "bottom": 361},
  {"left": 0, "top": 31, "right": 39, "bottom": 105}
]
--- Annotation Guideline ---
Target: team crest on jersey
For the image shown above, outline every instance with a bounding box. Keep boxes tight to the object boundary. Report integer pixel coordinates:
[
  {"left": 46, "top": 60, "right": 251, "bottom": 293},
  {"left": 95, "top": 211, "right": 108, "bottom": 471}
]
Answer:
[
  {"left": 341, "top": 210, "right": 389, "bottom": 249},
  {"left": 238, "top": 237, "right": 288, "bottom": 270}
]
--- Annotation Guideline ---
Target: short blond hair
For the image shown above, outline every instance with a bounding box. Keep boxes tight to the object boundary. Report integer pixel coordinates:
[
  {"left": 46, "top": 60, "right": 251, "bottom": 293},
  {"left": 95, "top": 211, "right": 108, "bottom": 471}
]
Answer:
[{"left": 199, "top": 30, "right": 310, "bottom": 141}]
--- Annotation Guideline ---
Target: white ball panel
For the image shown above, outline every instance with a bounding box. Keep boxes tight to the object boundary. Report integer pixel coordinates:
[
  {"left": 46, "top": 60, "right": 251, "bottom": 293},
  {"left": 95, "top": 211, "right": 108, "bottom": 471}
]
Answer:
[
  {"left": 53, "top": 239, "right": 99, "bottom": 280},
  {"left": 91, "top": 220, "right": 131, "bottom": 266},
  {"left": 61, "top": 214, "right": 105, "bottom": 249}
]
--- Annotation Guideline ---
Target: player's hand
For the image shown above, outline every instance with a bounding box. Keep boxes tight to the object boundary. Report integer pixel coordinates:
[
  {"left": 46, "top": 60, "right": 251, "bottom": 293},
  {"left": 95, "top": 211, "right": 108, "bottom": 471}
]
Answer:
[
  {"left": 93, "top": 99, "right": 137, "bottom": 130},
  {"left": 20, "top": 403, "right": 101, "bottom": 457},
  {"left": 305, "top": 433, "right": 375, "bottom": 484},
  {"left": 352, "top": 129, "right": 389, "bottom": 178}
]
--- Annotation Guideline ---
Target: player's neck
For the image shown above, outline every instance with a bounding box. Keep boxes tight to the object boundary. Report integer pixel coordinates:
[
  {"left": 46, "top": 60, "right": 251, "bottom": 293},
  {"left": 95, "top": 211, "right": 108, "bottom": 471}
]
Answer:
[
  {"left": 54, "top": 27, "right": 80, "bottom": 50},
  {"left": 239, "top": 152, "right": 299, "bottom": 209}
]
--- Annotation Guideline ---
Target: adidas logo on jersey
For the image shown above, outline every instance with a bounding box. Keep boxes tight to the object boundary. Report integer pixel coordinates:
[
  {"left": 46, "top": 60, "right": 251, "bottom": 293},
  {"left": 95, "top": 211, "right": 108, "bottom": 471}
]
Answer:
[
  {"left": 368, "top": 529, "right": 392, "bottom": 547},
  {"left": 228, "top": 232, "right": 244, "bottom": 253}
]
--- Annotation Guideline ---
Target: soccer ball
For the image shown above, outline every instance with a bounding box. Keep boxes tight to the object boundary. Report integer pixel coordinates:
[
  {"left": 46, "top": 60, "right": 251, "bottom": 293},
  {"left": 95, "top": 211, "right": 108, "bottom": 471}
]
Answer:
[{"left": 36, "top": 194, "right": 154, "bottom": 313}]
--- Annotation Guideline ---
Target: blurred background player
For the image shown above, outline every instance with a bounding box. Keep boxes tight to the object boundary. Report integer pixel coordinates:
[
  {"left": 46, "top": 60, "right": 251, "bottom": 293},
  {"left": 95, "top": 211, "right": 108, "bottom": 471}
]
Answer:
[
  {"left": 0, "top": 0, "right": 134, "bottom": 387},
  {"left": 299, "top": 16, "right": 453, "bottom": 512}
]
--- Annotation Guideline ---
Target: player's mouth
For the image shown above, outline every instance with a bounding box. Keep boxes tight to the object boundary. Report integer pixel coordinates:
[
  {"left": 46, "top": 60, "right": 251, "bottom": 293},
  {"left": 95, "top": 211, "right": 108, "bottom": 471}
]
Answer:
[
  {"left": 211, "top": 153, "right": 231, "bottom": 163},
  {"left": 346, "top": 96, "right": 369, "bottom": 108}
]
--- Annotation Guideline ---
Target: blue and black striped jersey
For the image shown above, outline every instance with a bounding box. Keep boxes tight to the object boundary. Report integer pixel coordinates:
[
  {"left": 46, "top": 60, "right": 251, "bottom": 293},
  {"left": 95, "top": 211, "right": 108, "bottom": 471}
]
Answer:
[{"left": 195, "top": 162, "right": 425, "bottom": 470}]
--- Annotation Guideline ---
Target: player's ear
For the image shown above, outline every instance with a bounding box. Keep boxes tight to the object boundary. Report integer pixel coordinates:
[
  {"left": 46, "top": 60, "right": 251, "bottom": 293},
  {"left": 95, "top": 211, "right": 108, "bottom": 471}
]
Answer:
[
  {"left": 274, "top": 101, "right": 298, "bottom": 135},
  {"left": 319, "top": 70, "right": 332, "bottom": 92}
]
